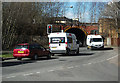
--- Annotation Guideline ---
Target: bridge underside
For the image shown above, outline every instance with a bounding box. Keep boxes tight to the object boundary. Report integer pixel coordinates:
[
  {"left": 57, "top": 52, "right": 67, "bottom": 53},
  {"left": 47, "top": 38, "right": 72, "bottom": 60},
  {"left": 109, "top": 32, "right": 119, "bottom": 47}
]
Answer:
[{"left": 65, "top": 28, "right": 87, "bottom": 46}]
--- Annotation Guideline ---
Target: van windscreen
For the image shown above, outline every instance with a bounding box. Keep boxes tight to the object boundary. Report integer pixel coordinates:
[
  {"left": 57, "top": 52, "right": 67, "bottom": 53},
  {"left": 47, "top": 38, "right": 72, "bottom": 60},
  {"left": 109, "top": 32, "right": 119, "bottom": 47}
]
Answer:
[
  {"left": 50, "top": 37, "right": 65, "bottom": 43},
  {"left": 92, "top": 38, "right": 102, "bottom": 42}
]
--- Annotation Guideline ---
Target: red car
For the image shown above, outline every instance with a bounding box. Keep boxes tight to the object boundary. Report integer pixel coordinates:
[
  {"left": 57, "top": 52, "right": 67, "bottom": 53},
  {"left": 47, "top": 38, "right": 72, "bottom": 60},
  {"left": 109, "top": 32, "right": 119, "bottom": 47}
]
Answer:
[{"left": 13, "top": 43, "right": 51, "bottom": 60}]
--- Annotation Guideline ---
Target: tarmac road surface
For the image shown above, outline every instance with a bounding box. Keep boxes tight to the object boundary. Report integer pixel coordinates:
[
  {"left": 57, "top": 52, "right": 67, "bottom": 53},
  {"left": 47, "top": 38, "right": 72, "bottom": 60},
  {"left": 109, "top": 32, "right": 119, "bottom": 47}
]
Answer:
[{"left": 2, "top": 47, "right": 118, "bottom": 81}]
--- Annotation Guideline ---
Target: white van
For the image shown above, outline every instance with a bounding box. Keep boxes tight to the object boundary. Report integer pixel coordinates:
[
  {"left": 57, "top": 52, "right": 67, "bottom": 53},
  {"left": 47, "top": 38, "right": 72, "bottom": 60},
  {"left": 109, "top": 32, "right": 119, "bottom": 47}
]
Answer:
[
  {"left": 48, "top": 32, "right": 79, "bottom": 55},
  {"left": 86, "top": 35, "right": 104, "bottom": 49}
]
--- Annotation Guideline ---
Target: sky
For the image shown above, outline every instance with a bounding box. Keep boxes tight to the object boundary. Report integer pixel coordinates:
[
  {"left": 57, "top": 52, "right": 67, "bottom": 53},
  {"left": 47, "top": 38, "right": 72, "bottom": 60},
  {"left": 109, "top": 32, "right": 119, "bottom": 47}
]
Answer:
[
  {"left": 62, "top": 1, "right": 112, "bottom": 23},
  {"left": 1, "top": 0, "right": 113, "bottom": 2},
  {"left": 60, "top": 0, "right": 113, "bottom": 2}
]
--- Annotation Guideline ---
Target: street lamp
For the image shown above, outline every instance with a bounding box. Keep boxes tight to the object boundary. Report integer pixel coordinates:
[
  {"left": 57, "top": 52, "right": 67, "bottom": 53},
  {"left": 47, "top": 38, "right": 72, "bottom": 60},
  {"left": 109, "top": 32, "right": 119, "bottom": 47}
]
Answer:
[
  {"left": 61, "top": 6, "right": 73, "bottom": 32},
  {"left": 62, "top": 5, "right": 73, "bottom": 17},
  {"left": 70, "top": 6, "right": 73, "bottom": 8}
]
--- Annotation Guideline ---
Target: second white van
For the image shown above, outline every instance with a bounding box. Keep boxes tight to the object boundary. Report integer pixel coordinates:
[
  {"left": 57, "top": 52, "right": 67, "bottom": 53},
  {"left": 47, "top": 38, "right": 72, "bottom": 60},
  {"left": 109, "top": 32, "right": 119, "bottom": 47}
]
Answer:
[{"left": 86, "top": 35, "right": 104, "bottom": 49}]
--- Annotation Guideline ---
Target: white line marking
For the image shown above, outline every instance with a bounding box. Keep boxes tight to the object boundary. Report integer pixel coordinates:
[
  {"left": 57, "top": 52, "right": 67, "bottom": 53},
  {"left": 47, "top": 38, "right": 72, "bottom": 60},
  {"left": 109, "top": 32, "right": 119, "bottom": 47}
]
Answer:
[
  {"left": 75, "top": 65, "right": 78, "bottom": 67},
  {"left": 23, "top": 73, "right": 33, "bottom": 76},
  {"left": 61, "top": 57, "right": 72, "bottom": 59},
  {"left": 83, "top": 55, "right": 118, "bottom": 66},
  {"left": 48, "top": 70, "right": 54, "bottom": 72},
  {"left": 36, "top": 72, "right": 41, "bottom": 74},
  {"left": 88, "top": 63, "right": 92, "bottom": 65},
  {"left": 83, "top": 63, "right": 89, "bottom": 66},
  {"left": 6, "top": 76, "right": 16, "bottom": 78},
  {"left": 67, "top": 66, "right": 74, "bottom": 69},
  {"left": 106, "top": 55, "right": 118, "bottom": 61},
  {"left": 58, "top": 67, "right": 64, "bottom": 70}
]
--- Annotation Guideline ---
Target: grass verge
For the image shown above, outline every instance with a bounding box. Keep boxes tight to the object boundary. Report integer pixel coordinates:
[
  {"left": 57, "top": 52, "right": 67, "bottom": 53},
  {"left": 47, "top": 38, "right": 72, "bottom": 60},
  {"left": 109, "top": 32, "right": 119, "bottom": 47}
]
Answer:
[{"left": 0, "top": 53, "right": 13, "bottom": 58}]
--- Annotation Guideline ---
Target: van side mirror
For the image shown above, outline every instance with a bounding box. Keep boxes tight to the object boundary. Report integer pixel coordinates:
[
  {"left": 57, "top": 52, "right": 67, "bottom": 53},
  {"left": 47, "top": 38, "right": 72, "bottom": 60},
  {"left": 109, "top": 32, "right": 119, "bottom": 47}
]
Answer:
[
  {"left": 90, "top": 38, "right": 93, "bottom": 43},
  {"left": 76, "top": 41, "right": 79, "bottom": 44},
  {"left": 90, "top": 40, "right": 91, "bottom": 43}
]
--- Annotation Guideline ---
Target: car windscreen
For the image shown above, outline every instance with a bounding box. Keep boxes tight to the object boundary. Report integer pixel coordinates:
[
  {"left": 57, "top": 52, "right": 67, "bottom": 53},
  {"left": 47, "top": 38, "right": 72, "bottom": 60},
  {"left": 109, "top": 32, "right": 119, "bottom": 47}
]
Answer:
[
  {"left": 15, "top": 45, "right": 28, "bottom": 49},
  {"left": 50, "top": 37, "right": 65, "bottom": 43},
  {"left": 92, "top": 38, "right": 102, "bottom": 42}
]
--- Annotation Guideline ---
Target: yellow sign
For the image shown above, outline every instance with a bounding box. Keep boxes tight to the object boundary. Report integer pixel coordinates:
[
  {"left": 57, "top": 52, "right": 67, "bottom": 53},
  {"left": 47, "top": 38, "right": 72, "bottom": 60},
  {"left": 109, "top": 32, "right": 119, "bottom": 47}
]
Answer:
[{"left": 18, "top": 51, "right": 24, "bottom": 53}]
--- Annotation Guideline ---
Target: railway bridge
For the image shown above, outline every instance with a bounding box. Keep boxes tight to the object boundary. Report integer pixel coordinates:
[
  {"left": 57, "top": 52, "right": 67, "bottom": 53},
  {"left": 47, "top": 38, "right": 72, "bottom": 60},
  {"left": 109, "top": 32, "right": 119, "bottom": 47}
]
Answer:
[{"left": 52, "top": 24, "right": 98, "bottom": 46}]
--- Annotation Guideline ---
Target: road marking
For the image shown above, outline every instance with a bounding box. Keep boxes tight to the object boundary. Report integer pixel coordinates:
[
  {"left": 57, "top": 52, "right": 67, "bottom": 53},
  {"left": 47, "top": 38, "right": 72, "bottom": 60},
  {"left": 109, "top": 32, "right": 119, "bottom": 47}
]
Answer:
[
  {"left": 83, "top": 64, "right": 88, "bottom": 66},
  {"left": 57, "top": 67, "right": 64, "bottom": 70},
  {"left": 83, "top": 63, "right": 92, "bottom": 66},
  {"left": 83, "top": 55, "right": 118, "bottom": 66},
  {"left": 67, "top": 66, "right": 74, "bottom": 69},
  {"left": 36, "top": 72, "right": 41, "bottom": 74},
  {"left": 5, "top": 55, "right": 118, "bottom": 79},
  {"left": 60, "top": 57, "right": 72, "bottom": 59},
  {"left": 75, "top": 65, "right": 78, "bottom": 67},
  {"left": 93, "top": 55, "right": 118, "bottom": 64},
  {"left": 6, "top": 76, "right": 16, "bottom": 78},
  {"left": 48, "top": 70, "right": 55, "bottom": 72},
  {"left": 106, "top": 55, "right": 118, "bottom": 61},
  {"left": 23, "top": 73, "right": 33, "bottom": 76},
  {"left": 88, "top": 63, "right": 92, "bottom": 65}
]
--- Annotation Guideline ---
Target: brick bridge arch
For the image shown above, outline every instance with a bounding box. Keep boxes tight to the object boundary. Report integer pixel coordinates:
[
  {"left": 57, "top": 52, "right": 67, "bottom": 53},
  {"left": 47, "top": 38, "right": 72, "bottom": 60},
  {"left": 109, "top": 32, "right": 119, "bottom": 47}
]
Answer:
[{"left": 64, "top": 26, "right": 88, "bottom": 46}]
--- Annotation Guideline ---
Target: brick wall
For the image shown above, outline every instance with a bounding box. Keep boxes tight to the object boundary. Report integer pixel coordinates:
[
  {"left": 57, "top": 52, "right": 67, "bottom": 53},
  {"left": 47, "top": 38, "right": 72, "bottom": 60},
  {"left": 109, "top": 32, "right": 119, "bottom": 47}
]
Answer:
[{"left": 111, "top": 38, "right": 120, "bottom": 46}]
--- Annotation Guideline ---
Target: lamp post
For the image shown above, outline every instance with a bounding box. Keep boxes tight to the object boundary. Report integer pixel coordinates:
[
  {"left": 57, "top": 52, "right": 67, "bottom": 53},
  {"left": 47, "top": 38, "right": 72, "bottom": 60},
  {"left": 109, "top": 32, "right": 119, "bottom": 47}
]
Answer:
[
  {"left": 61, "top": 6, "right": 73, "bottom": 32},
  {"left": 62, "top": 6, "right": 73, "bottom": 17}
]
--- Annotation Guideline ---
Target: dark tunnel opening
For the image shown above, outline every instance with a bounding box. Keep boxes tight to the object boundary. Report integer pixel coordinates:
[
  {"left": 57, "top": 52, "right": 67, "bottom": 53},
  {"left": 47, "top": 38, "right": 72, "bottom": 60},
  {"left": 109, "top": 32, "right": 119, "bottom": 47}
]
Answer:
[{"left": 65, "top": 28, "right": 87, "bottom": 46}]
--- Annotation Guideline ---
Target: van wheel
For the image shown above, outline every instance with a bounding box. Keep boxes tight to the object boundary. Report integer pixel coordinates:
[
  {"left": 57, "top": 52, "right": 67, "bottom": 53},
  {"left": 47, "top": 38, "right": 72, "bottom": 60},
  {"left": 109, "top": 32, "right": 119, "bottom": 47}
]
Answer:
[
  {"left": 101, "top": 46, "right": 104, "bottom": 49},
  {"left": 91, "top": 47, "right": 93, "bottom": 50},
  {"left": 66, "top": 49, "right": 70, "bottom": 55},
  {"left": 87, "top": 47, "right": 89, "bottom": 49},
  {"left": 33, "top": 54, "right": 38, "bottom": 60},
  {"left": 76, "top": 48, "right": 79, "bottom": 54},
  {"left": 17, "top": 57, "right": 22, "bottom": 60},
  {"left": 47, "top": 53, "right": 52, "bottom": 59},
  {"left": 52, "top": 54, "right": 54, "bottom": 56}
]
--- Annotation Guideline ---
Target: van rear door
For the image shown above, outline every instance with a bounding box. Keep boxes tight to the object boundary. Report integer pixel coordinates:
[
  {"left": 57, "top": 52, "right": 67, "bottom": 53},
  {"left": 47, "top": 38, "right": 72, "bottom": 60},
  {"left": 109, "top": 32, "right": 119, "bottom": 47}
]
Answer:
[{"left": 50, "top": 37, "right": 66, "bottom": 50}]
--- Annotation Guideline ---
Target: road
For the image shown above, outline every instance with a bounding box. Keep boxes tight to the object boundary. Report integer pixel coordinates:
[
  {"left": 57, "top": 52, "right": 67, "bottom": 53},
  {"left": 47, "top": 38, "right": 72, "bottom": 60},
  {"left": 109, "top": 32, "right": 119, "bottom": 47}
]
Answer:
[{"left": 2, "top": 47, "right": 118, "bottom": 81}]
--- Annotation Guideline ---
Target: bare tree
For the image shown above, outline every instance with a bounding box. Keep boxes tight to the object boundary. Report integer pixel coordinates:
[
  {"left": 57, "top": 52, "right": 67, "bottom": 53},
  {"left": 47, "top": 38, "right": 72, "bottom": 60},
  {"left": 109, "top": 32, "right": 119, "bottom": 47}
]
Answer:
[
  {"left": 2, "top": 2, "right": 64, "bottom": 50},
  {"left": 101, "top": 1, "right": 120, "bottom": 33},
  {"left": 75, "top": 2, "right": 105, "bottom": 23}
]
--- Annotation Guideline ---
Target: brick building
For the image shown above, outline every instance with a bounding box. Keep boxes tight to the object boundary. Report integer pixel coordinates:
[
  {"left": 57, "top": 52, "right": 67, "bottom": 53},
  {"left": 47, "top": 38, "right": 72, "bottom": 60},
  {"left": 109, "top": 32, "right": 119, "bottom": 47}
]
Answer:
[{"left": 98, "top": 18, "right": 120, "bottom": 46}]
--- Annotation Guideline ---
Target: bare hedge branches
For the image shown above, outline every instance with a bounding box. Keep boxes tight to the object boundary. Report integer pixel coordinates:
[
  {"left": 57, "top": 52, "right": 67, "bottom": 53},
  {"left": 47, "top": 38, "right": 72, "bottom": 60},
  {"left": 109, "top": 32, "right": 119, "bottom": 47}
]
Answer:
[{"left": 2, "top": 2, "right": 64, "bottom": 50}]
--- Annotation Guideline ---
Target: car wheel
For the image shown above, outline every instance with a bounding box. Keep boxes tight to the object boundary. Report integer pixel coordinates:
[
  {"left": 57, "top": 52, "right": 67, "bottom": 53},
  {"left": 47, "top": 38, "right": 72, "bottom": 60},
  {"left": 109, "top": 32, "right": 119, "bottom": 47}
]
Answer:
[
  {"left": 2, "top": 58, "right": 4, "bottom": 61},
  {"left": 47, "top": 53, "right": 52, "bottom": 59},
  {"left": 17, "top": 57, "right": 22, "bottom": 60},
  {"left": 33, "top": 54, "right": 38, "bottom": 60}
]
